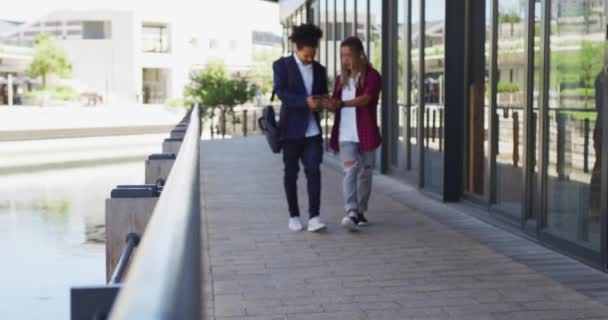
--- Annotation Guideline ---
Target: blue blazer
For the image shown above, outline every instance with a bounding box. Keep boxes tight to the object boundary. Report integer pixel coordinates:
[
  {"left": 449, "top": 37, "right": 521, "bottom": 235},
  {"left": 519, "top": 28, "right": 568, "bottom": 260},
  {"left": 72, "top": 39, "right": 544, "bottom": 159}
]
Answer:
[{"left": 272, "top": 55, "right": 328, "bottom": 140}]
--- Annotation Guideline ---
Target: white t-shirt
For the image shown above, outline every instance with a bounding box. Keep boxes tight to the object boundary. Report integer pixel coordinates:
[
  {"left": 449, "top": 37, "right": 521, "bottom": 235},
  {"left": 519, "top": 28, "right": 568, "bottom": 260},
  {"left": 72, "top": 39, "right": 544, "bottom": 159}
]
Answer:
[
  {"left": 293, "top": 53, "right": 320, "bottom": 138},
  {"left": 339, "top": 76, "right": 359, "bottom": 142}
]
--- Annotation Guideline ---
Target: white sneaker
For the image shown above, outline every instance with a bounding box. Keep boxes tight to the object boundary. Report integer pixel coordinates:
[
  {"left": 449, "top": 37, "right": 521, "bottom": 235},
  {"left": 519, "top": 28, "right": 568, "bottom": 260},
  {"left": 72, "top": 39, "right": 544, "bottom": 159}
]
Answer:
[
  {"left": 289, "top": 217, "right": 304, "bottom": 231},
  {"left": 341, "top": 212, "right": 360, "bottom": 232},
  {"left": 307, "top": 217, "right": 327, "bottom": 232}
]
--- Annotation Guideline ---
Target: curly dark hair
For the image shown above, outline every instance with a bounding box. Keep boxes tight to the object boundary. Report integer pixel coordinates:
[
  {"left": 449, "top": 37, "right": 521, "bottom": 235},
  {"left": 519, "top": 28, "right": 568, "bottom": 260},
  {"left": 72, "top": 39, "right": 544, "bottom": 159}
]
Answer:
[{"left": 288, "top": 24, "right": 323, "bottom": 49}]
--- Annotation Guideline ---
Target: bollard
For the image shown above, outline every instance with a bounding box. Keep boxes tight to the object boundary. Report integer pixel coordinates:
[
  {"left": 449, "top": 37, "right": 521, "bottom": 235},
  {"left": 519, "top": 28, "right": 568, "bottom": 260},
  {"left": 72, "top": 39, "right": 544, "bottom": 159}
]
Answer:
[
  {"left": 163, "top": 138, "right": 183, "bottom": 155},
  {"left": 105, "top": 185, "right": 159, "bottom": 282},
  {"left": 145, "top": 153, "right": 176, "bottom": 185}
]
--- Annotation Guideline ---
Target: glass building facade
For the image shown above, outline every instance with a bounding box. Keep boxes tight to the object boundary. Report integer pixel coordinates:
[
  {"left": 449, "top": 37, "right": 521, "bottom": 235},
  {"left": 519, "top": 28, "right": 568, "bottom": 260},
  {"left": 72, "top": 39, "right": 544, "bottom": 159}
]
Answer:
[{"left": 280, "top": 0, "right": 608, "bottom": 271}]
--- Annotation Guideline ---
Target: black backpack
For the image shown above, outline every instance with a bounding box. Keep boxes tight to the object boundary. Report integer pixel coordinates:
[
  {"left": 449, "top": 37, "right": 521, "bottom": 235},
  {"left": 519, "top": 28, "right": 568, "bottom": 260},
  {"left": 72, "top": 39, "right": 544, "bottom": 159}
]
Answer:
[
  {"left": 258, "top": 57, "right": 292, "bottom": 154},
  {"left": 258, "top": 104, "right": 283, "bottom": 153}
]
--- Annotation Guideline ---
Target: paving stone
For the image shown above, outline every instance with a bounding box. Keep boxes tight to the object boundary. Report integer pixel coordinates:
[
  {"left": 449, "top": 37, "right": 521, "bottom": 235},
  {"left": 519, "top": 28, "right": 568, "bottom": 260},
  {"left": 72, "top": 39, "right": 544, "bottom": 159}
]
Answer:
[{"left": 201, "top": 137, "right": 608, "bottom": 319}]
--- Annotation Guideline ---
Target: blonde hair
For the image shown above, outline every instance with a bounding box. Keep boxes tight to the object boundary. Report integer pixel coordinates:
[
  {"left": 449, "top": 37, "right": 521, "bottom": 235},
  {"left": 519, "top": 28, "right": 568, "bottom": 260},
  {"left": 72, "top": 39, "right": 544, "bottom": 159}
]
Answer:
[{"left": 340, "top": 36, "right": 368, "bottom": 89}]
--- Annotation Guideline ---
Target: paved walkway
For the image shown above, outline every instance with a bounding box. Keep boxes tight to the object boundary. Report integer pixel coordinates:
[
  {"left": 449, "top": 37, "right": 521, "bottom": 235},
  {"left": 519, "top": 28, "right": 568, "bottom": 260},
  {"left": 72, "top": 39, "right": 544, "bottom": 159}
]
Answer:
[{"left": 201, "top": 137, "right": 608, "bottom": 320}]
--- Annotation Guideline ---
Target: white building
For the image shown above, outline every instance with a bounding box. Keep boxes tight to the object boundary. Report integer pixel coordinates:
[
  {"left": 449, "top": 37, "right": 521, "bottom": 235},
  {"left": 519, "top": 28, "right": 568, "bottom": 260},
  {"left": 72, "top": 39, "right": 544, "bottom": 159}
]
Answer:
[{"left": 1, "top": 2, "right": 281, "bottom": 105}]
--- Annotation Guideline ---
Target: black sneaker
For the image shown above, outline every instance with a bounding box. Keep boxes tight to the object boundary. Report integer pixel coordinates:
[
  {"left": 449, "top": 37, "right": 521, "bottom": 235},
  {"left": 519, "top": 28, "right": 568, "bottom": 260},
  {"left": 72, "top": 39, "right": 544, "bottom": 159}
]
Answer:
[
  {"left": 341, "top": 211, "right": 360, "bottom": 232},
  {"left": 356, "top": 213, "right": 369, "bottom": 226}
]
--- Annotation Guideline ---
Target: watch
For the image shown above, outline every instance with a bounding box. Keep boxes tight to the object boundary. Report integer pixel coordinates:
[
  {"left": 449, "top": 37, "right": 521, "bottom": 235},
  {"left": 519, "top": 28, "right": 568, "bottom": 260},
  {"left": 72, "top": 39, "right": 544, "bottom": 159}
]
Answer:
[{"left": 340, "top": 101, "right": 345, "bottom": 108}]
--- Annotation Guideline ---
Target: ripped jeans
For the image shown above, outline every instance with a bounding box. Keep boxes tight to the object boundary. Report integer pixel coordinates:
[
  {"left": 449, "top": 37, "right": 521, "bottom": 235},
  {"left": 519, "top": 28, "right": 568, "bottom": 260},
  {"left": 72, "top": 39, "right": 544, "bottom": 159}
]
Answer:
[{"left": 339, "top": 142, "right": 376, "bottom": 214}]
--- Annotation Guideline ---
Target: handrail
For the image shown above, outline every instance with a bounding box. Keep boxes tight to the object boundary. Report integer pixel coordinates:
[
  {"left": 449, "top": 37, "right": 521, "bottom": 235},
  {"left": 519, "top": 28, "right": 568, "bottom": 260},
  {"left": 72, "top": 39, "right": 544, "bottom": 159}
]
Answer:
[{"left": 108, "top": 104, "right": 202, "bottom": 320}]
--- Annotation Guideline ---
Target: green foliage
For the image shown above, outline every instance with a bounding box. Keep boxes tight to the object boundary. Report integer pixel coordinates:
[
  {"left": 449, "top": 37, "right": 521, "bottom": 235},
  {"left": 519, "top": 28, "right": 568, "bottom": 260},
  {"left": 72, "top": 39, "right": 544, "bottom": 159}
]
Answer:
[
  {"left": 497, "top": 82, "right": 520, "bottom": 93},
  {"left": 27, "top": 33, "right": 72, "bottom": 88},
  {"left": 371, "top": 36, "right": 382, "bottom": 72},
  {"left": 49, "top": 86, "right": 79, "bottom": 100},
  {"left": 560, "top": 88, "right": 595, "bottom": 98},
  {"left": 550, "top": 40, "right": 604, "bottom": 108},
  {"left": 250, "top": 49, "right": 281, "bottom": 95},
  {"left": 165, "top": 97, "right": 187, "bottom": 109},
  {"left": 25, "top": 85, "right": 79, "bottom": 102},
  {"left": 184, "top": 61, "right": 256, "bottom": 136},
  {"left": 499, "top": 12, "right": 521, "bottom": 24}
]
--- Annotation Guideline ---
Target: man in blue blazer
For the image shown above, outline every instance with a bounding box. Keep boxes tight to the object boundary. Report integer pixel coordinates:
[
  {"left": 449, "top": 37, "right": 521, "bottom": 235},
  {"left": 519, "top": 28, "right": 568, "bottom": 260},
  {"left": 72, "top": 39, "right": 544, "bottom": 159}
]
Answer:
[{"left": 273, "top": 24, "right": 328, "bottom": 232}]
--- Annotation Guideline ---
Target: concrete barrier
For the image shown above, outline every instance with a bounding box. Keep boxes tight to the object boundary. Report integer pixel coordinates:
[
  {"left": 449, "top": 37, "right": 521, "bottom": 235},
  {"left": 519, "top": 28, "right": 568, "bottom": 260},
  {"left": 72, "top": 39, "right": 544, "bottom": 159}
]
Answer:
[
  {"left": 162, "top": 138, "right": 183, "bottom": 155},
  {"left": 145, "top": 153, "right": 176, "bottom": 185},
  {"left": 105, "top": 185, "right": 159, "bottom": 282},
  {"left": 170, "top": 129, "right": 187, "bottom": 139}
]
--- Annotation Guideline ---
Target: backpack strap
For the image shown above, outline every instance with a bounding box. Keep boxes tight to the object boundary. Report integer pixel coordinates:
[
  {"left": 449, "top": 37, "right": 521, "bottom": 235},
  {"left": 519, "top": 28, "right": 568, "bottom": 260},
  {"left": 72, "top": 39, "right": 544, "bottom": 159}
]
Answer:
[{"left": 277, "top": 57, "right": 293, "bottom": 139}]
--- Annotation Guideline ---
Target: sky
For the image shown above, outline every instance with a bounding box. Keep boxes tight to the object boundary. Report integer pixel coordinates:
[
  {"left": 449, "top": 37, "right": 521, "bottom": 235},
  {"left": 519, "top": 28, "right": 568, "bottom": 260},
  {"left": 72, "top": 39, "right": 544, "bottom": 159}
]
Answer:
[{"left": 0, "top": 0, "right": 282, "bottom": 34}]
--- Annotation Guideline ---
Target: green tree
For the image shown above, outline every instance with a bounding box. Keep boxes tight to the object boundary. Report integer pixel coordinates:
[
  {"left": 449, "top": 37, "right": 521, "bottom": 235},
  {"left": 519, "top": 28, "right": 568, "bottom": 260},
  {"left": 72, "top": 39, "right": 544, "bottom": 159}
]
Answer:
[
  {"left": 579, "top": 41, "right": 604, "bottom": 107},
  {"left": 184, "top": 61, "right": 256, "bottom": 138},
  {"left": 499, "top": 11, "right": 521, "bottom": 37},
  {"left": 250, "top": 49, "right": 281, "bottom": 96},
  {"left": 27, "top": 33, "right": 71, "bottom": 88}
]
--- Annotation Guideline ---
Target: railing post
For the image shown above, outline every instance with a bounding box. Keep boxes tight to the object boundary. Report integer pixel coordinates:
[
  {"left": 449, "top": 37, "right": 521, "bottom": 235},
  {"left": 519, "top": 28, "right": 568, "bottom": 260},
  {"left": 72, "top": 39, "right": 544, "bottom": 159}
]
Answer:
[
  {"left": 513, "top": 111, "right": 520, "bottom": 168},
  {"left": 324, "top": 110, "right": 329, "bottom": 150},
  {"left": 243, "top": 109, "right": 248, "bottom": 137},
  {"left": 253, "top": 110, "right": 257, "bottom": 131},
  {"left": 439, "top": 109, "right": 444, "bottom": 152},
  {"left": 220, "top": 108, "right": 226, "bottom": 138},
  {"left": 531, "top": 112, "right": 537, "bottom": 168},
  {"left": 556, "top": 112, "right": 566, "bottom": 180},
  {"left": 584, "top": 118, "right": 590, "bottom": 173},
  {"left": 493, "top": 112, "right": 499, "bottom": 156},
  {"left": 232, "top": 109, "right": 237, "bottom": 136},
  {"left": 432, "top": 109, "right": 437, "bottom": 142},
  {"left": 425, "top": 108, "right": 430, "bottom": 149}
]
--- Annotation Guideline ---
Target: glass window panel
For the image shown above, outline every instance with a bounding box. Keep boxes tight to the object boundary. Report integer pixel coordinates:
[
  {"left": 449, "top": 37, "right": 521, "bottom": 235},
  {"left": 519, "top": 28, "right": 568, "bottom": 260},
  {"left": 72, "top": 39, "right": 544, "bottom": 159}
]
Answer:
[
  {"left": 544, "top": 0, "right": 605, "bottom": 252},
  {"left": 410, "top": 0, "right": 421, "bottom": 173},
  {"left": 337, "top": 0, "right": 344, "bottom": 41},
  {"left": 369, "top": 0, "right": 382, "bottom": 72},
  {"left": 142, "top": 24, "right": 169, "bottom": 53},
  {"left": 356, "top": 0, "right": 368, "bottom": 44},
  {"left": 346, "top": 0, "right": 355, "bottom": 37},
  {"left": 423, "top": 0, "right": 445, "bottom": 193},
  {"left": 331, "top": 0, "right": 338, "bottom": 83},
  {"left": 321, "top": 0, "right": 328, "bottom": 67},
  {"left": 494, "top": 0, "right": 527, "bottom": 217},
  {"left": 532, "top": 0, "right": 541, "bottom": 216},
  {"left": 397, "top": 0, "right": 407, "bottom": 170}
]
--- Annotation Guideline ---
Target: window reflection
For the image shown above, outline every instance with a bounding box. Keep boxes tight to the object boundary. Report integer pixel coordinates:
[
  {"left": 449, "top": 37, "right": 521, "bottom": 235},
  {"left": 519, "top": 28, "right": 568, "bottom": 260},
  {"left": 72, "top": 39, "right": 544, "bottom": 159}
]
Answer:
[
  {"left": 423, "top": 0, "right": 445, "bottom": 192},
  {"left": 545, "top": 0, "right": 605, "bottom": 251},
  {"left": 494, "top": 0, "right": 527, "bottom": 217}
]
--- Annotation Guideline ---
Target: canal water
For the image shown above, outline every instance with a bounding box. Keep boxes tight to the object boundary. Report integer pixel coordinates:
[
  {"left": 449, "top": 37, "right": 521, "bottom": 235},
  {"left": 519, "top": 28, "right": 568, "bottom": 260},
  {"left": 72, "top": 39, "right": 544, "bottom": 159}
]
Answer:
[{"left": 0, "top": 135, "right": 161, "bottom": 319}]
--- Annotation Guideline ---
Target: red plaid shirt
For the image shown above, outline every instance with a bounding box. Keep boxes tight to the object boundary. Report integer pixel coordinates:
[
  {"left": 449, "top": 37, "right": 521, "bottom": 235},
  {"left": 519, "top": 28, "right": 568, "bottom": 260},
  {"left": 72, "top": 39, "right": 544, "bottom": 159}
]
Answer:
[{"left": 329, "top": 66, "right": 382, "bottom": 152}]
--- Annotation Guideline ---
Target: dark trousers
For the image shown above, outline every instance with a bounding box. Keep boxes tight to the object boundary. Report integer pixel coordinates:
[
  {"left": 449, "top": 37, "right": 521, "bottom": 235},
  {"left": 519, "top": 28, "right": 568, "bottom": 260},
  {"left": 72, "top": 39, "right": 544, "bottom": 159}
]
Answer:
[{"left": 282, "top": 135, "right": 323, "bottom": 218}]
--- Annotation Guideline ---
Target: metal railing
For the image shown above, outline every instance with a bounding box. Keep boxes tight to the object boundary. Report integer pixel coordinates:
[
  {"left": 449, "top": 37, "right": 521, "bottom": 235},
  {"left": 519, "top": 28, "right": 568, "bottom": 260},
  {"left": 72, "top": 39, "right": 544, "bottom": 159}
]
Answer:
[
  {"left": 205, "top": 105, "right": 271, "bottom": 139},
  {"left": 108, "top": 233, "right": 141, "bottom": 285},
  {"left": 108, "top": 104, "right": 202, "bottom": 319}
]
